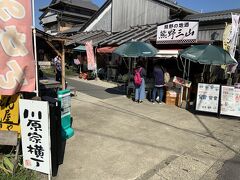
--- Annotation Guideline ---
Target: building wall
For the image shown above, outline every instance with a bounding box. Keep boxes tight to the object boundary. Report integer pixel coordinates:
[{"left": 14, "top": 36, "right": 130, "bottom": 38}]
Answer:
[
  {"left": 112, "top": 0, "right": 169, "bottom": 32},
  {"left": 87, "top": 4, "right": 112, "bottom": 32},
  {"left": 198, "top": 24, "right": 239, "bottom": 46}
]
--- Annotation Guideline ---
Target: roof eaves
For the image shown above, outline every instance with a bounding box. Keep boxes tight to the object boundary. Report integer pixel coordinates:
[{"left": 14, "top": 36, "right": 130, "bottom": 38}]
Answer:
[
  {"left": 61, "top": 0, "right": 99, "bottom": 11},
  {"left": 80, "top": 0, "right": 112, "bottom": 32},
  {"left": 184, "top": 8, "right": 240, "bottom": 21}
]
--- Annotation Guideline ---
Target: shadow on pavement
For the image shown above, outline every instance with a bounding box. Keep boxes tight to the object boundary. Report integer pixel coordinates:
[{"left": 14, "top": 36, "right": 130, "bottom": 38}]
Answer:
[
  {"left": 194, "top": 114, "right": 240, "bottom": 155},
  {"left": 105, "top": 85, "right": 126, "bottom": 96},
  {"left": 217, "top": 154, "right": 240, "bottom": 180}
]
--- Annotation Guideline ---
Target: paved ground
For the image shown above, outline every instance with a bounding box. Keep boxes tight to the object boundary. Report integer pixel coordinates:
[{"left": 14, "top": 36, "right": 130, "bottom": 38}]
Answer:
[
  {"left": 45, "top": 78, "right": 240, "bottom": 180},
  {"left": 67, "top": 78, "right": 125, "bottom": 99},
  {"left": 216, "top": 154, "right": 240, "bottom": 180}
]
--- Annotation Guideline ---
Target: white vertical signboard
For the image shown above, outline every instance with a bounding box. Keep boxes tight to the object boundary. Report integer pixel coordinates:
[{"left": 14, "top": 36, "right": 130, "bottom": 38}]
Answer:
[
  {"left": 221, "top": 86, "right": 240, "bottom": 117},
  {"left": 196, "top": 83, "right": 220, "bottom": 113},
  {"left": 20, "top": 99, "right": 51, "bottom": 175}
]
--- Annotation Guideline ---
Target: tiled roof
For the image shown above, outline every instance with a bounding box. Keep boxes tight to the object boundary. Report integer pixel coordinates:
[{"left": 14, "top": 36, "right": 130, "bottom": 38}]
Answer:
[
  {"left": 60, "top": 25, "right": 83, "bottom": 35},
  {"left": 97, "top": 24, "right": 158, "bottom": 46},
  {"left": 66, "top": 31, "right": 110, "bottom": 46},
  {"left": 40, "top": 0, "right": 99, "bottom": 11},
  {"left": 184, "top": 8, "right": 240, "bottom": 22},
  {"left": 60, "top": 0, "right": 99, "bottom": 11}
]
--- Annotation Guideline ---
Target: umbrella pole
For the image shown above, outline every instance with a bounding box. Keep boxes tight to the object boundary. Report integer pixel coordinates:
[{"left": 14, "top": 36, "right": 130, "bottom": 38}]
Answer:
[
  {"left": 185, "top": 60, "right": 191, "bottom": 109},
  {"left": 128, "top": 58, "right": 131, "bottom": 83},
  {"left": 180, "top": 59, "right": 187, "bottom": 107}
]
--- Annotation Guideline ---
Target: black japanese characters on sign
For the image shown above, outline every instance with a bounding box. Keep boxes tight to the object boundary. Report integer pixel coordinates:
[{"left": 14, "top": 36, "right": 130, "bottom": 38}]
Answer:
[
  {"left": 159, "top": 22, "right": 194, "bottom": 40},
  {"left": 157, "top": 21, "right": 199, "bottom": 44},
  {"left": 24, "top": 109, "right": 44, "bottom": 167},
  {"left": 0, "top": 95, "right": 20, "bottom": 132},
  {"left": 20, "top": 100, "right": 50, "bottom": 174}
]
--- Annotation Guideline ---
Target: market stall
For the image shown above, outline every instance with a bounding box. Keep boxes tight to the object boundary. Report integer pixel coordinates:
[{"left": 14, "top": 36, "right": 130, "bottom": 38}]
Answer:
[
  {"left": 112, "top": 41, "right": 158, "bottom": 98},
  {"left": 179, "top": 44, "right": 238, "bottom": 113}
]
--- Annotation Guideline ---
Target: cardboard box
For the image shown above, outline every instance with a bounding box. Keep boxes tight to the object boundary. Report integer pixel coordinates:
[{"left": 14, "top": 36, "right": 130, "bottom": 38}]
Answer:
[{"left": 165, "top": 91, "right": 179, "bottom": 105}]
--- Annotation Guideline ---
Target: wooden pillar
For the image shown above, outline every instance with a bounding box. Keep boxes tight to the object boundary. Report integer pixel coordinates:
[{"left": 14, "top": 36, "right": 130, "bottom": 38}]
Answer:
[{"left": 62, "top": 41, "right": 66, "bottom": 90}]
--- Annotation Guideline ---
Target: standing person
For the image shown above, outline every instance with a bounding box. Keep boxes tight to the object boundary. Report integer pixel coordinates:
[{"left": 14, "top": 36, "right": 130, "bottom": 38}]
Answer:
[
  {"left": 152, "top": 65, "right": 164, "bottom": 104},
  {"left": 53, "top": 55, "right": 62, "bottom": 82},
  {"left": 134, "top": 61, "right": 146, "bottom": 103}
]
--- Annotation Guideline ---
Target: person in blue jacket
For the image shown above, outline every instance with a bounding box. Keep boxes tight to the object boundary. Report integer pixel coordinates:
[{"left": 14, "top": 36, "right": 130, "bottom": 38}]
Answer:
[{"left": 152, "top": 65, "right": 164, "bottom": 104}]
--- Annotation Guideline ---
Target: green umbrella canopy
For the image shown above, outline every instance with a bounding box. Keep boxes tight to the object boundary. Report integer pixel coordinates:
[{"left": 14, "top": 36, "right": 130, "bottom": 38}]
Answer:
[
  {"left": 179, "top": 44, "right": 237, "bottom": 65},
  {"left": 73, "top": 45, "right": 86, "bottom": 52},
  {"left": 113, "top": 41, "right": 158, "bottom": 57}
]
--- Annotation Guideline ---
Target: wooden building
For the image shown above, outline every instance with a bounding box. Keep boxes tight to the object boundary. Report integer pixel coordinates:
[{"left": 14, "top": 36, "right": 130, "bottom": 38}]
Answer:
[
  {"left": 81, "top": 0, "right": 197, "bottom": 33},
  {"left": 184, "top": 9, "right": 240, "bottom": 45},
  {"left": 39, "top": 0, "right": 99, "bottom": 35}
]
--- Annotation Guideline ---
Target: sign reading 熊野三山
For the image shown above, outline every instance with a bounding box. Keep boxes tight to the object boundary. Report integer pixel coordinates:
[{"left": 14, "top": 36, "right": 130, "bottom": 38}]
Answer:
[
  {"left": 20, "top": 99, "right": 51, "bottom": 174},
  {"left": 157, "top": 21, "right": 199, "bottom": 44},
  {"left": 0, "top": 0, "right": 35, "bottom": 95},
  {"left": 0, "top": 94, "right": 20, "bottom": 133}
]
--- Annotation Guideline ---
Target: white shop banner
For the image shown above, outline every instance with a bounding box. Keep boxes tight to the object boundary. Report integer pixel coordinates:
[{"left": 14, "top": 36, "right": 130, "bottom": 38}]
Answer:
[
  {"left": 157, "top": 21, "right": 199, "bottom": 44},
  {"left": 20, "top": 99, "right": 51, "bottom": 174},
  {"left": 196, "top": 83, "right": 220, "bottom": 113}
]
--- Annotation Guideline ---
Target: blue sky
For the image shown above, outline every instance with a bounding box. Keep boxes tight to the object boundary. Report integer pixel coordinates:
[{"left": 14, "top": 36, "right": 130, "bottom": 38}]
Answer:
[{"left": 35, "top": 0, "right": 240, "bottom": 29}]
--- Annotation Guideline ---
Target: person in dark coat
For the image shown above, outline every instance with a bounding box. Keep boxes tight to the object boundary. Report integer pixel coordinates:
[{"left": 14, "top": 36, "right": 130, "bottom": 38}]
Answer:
[{"left": 152, "top": 65, "right": 164, "bottom": 104}]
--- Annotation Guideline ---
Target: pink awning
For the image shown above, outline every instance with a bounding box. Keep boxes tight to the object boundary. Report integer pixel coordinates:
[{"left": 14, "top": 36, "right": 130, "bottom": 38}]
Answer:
[{"left": 97, "top": 47, "right": 116, "bottom": 54}]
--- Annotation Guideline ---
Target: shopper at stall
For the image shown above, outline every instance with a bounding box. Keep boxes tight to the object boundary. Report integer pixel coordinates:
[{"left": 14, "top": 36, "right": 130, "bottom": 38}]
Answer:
[
  {"left": 134, "top": 61, "right": 146, "bottom": 103},
  {"left": 152, "top": 65, "right": 164, "bottom": 104}
]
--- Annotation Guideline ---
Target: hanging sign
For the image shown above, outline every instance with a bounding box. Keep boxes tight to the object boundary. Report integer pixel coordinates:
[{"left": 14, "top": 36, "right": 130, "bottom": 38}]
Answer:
[
  {"left": 223, "top": 23, "right": 232, "bottom": 52},
  {"left": 0, "top": 0, "right": 35, "bottom": 95},
  {"left": 220, "top": 86, "right": 240, "bottom": 117},
  {"left": 20, "top": 99, "right": 51, "bottom": 174},
  {"left": 157, "top": 21, "right": 199, "bottom": 44},
  {"left": 85, "top": 41, "right": 96, "bottom": 70},
  {"left": 0, "top": 94, "right": 20, "bottom": 133},
  {"left": 196, "top": 83, "right": 220, "bottom": 113}
]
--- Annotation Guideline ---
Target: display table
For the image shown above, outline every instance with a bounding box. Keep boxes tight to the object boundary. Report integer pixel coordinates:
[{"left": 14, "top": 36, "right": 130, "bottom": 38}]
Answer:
[
  {"left": 40, "top": 79, "right": 61, "bottom": 89},
  {"left": 39, "top": 79, "right": 61, "bottom": 97}
]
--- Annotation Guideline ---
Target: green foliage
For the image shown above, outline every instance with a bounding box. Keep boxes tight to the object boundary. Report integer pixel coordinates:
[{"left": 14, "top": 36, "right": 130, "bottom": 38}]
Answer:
[
  {"left": 0, "top": 154, "right": 38, "bottom": 180},
  {"left": 41, "top": 66, "right": 78, "bottom": 78}
]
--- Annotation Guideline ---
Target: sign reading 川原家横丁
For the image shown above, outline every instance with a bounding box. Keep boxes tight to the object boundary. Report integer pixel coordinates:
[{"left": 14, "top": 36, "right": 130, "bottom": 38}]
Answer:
[
  {"left": 20, "top": 99, "right": 51, "bottom": 175},
  {"left": 157, "top": 21, "right": 199, "bottom": 44},
  {"left": 0, "top": 0, "right": 35, "bottom": 95}
]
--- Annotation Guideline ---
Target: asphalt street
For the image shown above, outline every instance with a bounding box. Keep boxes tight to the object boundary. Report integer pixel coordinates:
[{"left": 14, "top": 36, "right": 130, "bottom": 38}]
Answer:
[
  {"left": 51, "top": 78, "right": 240, "bottom": 180},
  {"left": 67, "top": 78, "right": 125, "bottom": 99}
]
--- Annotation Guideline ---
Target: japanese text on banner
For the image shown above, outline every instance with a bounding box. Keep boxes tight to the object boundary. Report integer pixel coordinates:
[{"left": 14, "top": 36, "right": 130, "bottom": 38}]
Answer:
[
  {"left": 0, "top": 94, "right": 20, "bottom": 133},
  {"left": 0, "top": 0, "right": 35, "bottom": 95}
]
